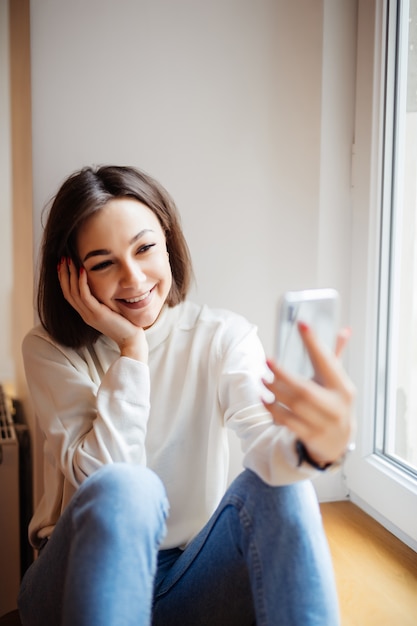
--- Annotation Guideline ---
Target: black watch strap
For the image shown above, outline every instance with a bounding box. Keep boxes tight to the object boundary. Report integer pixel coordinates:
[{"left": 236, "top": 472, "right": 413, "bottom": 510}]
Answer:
[{"left": 295, "top": 439, "right": 334, "bottom": 471}]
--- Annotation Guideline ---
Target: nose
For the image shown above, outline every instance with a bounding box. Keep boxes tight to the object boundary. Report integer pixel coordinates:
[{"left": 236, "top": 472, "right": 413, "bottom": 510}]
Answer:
[{"left": 119, "top": 260, "right": 146, "bottom": 288}]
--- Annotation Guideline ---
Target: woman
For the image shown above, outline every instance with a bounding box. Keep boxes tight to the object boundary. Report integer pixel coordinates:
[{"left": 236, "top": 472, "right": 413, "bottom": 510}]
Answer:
[{"left": 18, "top": 165, "right": 355, "bottom": 625}]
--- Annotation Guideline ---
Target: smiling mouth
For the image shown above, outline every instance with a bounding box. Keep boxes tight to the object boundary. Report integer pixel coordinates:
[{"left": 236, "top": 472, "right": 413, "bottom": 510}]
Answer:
[{"left": 118, "top": 287, "right": 154, "bottom": 304}]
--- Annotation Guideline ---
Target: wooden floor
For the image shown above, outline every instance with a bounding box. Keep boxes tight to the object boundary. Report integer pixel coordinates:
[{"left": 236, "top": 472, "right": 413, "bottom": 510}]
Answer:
[{"left": 320, "top": 501, "right": 417, "bottom": 626}]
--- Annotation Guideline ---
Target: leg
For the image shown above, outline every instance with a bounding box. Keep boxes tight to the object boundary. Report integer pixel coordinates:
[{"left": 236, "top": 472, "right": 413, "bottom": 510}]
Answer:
[
  {"left": 152, "top": 470, "right": 339, "bottom": 626},
  {"left": 18, "top": 464, "right": 169, "bottom": 626}
]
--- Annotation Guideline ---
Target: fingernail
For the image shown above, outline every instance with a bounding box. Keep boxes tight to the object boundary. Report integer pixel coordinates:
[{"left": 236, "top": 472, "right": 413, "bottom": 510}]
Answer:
[
  {"left": 298, "top": 321, "right": 309, "bottom": 332},
  {"left": 266, "top": 358, "right": 276, "bottom": 370},
  {"left": 79, "top": 266, "right": 84, "bottom": 275}
]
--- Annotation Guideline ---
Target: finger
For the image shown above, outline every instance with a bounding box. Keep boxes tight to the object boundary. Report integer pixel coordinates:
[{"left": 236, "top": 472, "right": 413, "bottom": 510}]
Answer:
[
  {"left": 263, "top": 358, "right": 302, "bottom": 406},
  {"left": 263, "top": 358, "right": 353, "bottom": 430},
  {"left": 74, "top": 265, "right": 108, "bottom": 324},
  {"left": 263, "top": 361, "right": 326, "bottom": 424},
  {"left": 335, "top": 327, "right": 352, "bottom": 359},
  {"left": 262, "top": 391, "right": 330, "bottom": 444},
  {"left": 263, "top": 381, "right": 353, "bottom": 460},
  {"left": 76, "top": 267, "right": 107, "bottom": 322},
  {"left": 78, "top": 265, "right": 94, "bottom": 302},
  {"left": 264, "top": 371, "right": 337, "bottom": 428},
  {"left": 67, "top": 257, "right": 82, "bottom": 297},
  {"left": 297, "top": 322, "right": 348, "bottom": 389},
  {"left": 263, "top": 398, "right": 321, "bottom": 441},
  {"left": 60, "top": 258, "right": 94, "bottom": 320}
]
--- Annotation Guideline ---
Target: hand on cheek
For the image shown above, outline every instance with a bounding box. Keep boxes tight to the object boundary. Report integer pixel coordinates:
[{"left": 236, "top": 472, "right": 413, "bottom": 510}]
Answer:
[{"left": 57, "top": 258, "right": 149, "bottom": 363}]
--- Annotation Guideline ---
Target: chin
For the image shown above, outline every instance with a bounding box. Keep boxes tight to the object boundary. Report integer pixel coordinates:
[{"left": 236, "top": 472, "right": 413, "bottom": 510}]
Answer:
[{"left": 134, "top": 309, "right": 161, "bottom": 329}]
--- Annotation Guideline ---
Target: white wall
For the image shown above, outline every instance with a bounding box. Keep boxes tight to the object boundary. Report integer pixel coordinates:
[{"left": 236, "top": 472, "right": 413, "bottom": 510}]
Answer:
[{"left": 28, "top": 0, "right": 358, "bottom": 498}]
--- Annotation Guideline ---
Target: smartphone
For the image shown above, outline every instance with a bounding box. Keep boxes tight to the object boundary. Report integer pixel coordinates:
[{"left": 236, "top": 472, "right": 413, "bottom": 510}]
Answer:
[{"left": 274, "top": 288, "right": 339, "bottom": 378}]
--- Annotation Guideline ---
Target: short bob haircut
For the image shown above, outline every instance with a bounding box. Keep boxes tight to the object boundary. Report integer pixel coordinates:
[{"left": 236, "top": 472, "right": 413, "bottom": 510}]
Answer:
[{"left": 37, "top": 165, "right": 193, "bottom": 348}]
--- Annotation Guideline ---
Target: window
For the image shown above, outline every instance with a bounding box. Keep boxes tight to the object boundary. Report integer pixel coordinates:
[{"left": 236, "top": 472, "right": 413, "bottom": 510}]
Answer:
[
  {"left": 376, "top": 0, "right": 417, "bottom": 476},
  {"left": 345, "top": 0, "right": 417, "bottom": 551}
]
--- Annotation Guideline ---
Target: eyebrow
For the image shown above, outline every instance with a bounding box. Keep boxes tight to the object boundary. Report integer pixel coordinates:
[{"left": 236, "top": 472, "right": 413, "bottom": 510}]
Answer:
[{"left": 82, "top": 229, "right": 155, "bottom": 262}]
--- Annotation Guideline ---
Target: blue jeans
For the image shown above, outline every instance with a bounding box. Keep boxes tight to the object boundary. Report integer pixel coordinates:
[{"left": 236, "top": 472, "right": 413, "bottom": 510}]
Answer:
[{"left": 18, "top": 464, "right": 340, "bottom": 625}]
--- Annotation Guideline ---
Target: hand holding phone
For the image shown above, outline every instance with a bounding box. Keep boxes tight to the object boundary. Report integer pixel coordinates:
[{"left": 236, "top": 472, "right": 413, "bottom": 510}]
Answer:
[{"left": 264, "top": 288, "right": 355, "bottom": 467}]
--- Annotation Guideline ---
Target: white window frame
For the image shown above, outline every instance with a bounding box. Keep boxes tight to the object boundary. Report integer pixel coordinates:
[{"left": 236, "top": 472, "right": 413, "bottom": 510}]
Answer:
[{"left": 345, "top": 0, "right": 417, "bottom": 552}]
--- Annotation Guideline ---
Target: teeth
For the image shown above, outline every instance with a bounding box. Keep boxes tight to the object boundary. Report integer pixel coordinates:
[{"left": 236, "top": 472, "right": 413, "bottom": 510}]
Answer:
[{"left": 125, "top": 291, "right": 150, "bottom": 303}]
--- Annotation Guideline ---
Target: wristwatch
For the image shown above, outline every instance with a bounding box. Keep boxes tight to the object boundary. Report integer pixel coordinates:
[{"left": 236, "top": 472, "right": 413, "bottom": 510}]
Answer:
[{"left": 295, "top": 439, "right": 355, "bottom": 471}]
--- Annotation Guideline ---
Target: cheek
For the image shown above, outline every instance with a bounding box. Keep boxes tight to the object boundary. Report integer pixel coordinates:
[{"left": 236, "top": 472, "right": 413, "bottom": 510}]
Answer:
[
  {"left": 86, "top": 275, "right": 110, "bottom": 303},
  {"left": 153, "top": 253, "right": 172, "bottom": 280}
]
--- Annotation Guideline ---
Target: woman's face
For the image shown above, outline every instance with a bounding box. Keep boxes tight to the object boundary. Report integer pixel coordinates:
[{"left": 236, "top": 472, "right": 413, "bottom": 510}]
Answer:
[{"left": 76, "top": 197, "right": 172, "bottom": 329}]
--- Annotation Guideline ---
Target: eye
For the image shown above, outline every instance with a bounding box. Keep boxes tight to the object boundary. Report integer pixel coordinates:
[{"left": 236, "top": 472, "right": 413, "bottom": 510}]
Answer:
[
  {"left": 137, "top": 243, "right": 156, "bottom": 254},
  {"left": 90, "top": 260, "right": 113, "bottom": 271}
]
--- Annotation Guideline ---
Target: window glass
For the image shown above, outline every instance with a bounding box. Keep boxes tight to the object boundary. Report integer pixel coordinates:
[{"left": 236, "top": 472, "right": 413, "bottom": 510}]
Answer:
[{"left": 377, "top": 0, "right": 417, "bottom": 475}]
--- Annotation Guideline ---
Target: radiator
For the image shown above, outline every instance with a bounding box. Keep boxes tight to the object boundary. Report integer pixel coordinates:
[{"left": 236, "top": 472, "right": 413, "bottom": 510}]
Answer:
[{"left": 0, "top": 386, "right": 21, "bottom": 614}]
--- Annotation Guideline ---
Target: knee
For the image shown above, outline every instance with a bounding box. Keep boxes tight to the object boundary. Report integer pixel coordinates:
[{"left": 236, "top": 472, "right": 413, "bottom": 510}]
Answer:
[
  {"left": 74, "top": 463, "right": 169, "bottom": 537},
  {"left": 83, "top": 462, "right": 167, "bottom": 502},
  {"left": 229, "top": 470, "right": 320, "bottom": 531}
]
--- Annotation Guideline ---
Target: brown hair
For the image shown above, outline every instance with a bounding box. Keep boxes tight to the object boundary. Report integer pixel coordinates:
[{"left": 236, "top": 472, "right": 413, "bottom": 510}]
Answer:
[{"left": 37, "top": 165, "right": 193, "bottom": 348}]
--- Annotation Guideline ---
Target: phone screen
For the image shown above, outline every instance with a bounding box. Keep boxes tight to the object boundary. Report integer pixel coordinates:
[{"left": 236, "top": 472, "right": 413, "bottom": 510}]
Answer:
[{"left": 275, "top": 288, "right": 339, "bottom": 378}]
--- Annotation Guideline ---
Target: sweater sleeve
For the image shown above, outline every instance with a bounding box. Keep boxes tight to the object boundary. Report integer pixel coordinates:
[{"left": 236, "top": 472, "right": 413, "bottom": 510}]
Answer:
[
  {"left": 22, "top": 330, "right": 150, "bottom": 487},
  {"left": 217, "top": 319, "right": 318, "bottom": 485}
]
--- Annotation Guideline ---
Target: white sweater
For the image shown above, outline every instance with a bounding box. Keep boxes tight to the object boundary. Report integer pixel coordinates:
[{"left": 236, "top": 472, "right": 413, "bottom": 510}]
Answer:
[{"left": 23, "top": 301, "right": 315, "bottom": 549}]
